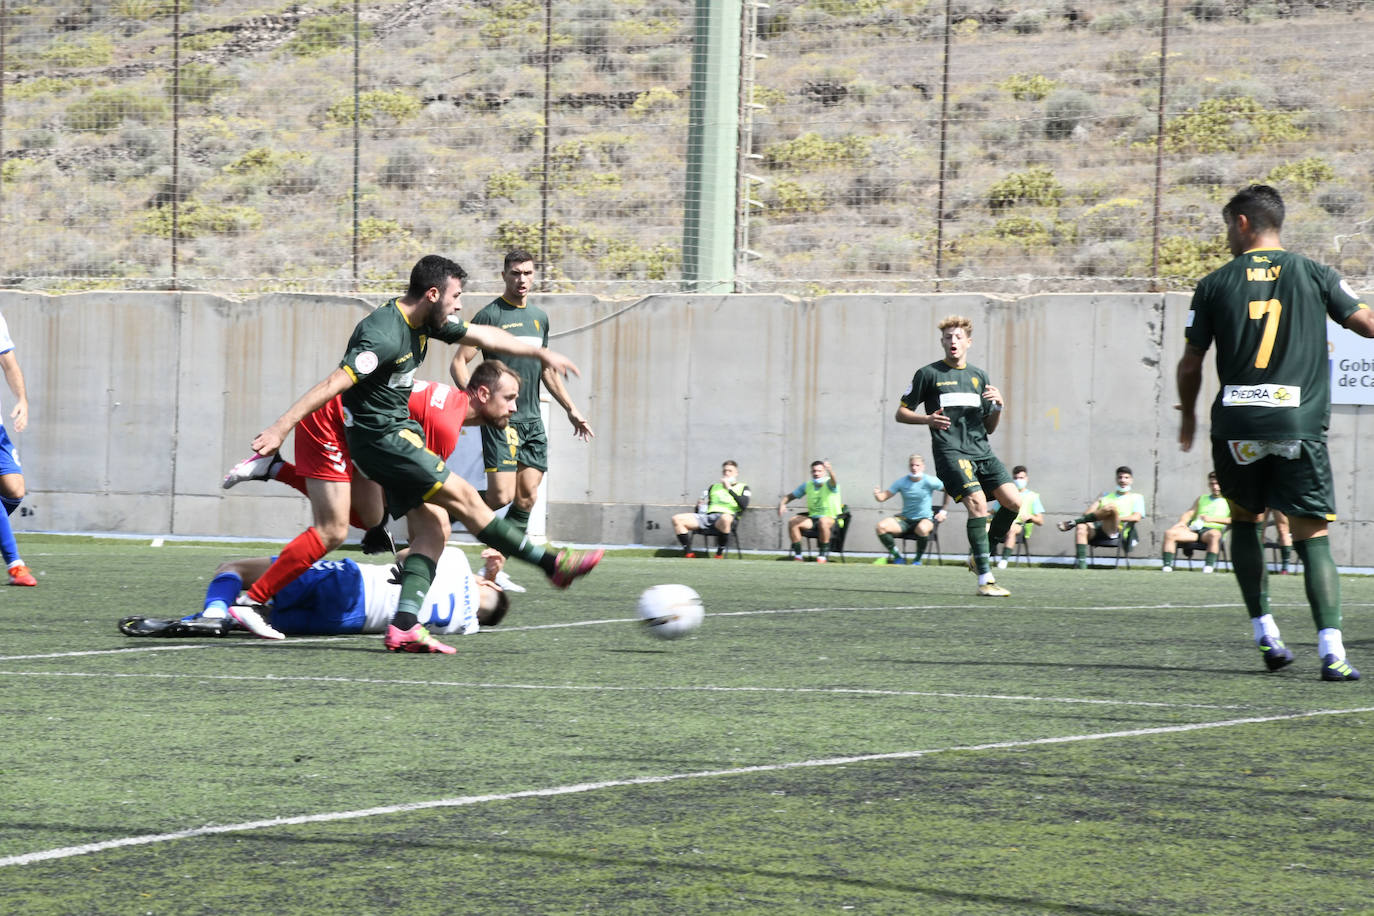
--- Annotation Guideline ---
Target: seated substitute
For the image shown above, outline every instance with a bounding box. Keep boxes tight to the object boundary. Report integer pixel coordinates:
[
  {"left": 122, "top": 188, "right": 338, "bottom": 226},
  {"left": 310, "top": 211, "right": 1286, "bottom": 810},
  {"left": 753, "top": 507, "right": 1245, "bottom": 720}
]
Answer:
[
  {"left": 778, "top": 459, "right": 842, "bottom": 563},
  {"left": 119, "top": 546, "right": 510, "bottom": 647},
  {"left": 1161, "top": 471, "right": 1231, "bottom": 573},
  {"left": 672, "top": 460, "right": 750, "bottom": 558},
  {"left": 872, "top": 453, "right": 948, "bottom": 565},
  {"left": 1058, "top": 465, "right": 1146, "bottom": 569},
  {"left": 989, "top": 464, "right": 1044, "bottom": 569}
]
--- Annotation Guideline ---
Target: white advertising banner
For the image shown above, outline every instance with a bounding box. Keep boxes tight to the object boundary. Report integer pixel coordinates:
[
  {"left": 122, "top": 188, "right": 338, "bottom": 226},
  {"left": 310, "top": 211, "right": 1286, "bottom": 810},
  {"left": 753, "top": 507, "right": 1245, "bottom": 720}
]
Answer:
[{"left": 1329, "top": 318, "right": 1374, "bottom": 406}]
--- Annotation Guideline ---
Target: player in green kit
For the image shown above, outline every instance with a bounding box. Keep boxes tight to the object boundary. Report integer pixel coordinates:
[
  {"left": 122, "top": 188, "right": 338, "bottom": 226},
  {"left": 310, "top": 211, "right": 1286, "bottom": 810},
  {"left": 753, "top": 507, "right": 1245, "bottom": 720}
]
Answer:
[
  {"left": 455, "top": 250, "right": 594, "bottom": 592},
  {"left": 1177, "top": 184, "right": 1374, "bottom": 680},
  {"left": 896, "top": 315, "right": 1021, "bottom": 597},
  {"left": 248, "top": 255, "right": 602, "bottom": 653}
]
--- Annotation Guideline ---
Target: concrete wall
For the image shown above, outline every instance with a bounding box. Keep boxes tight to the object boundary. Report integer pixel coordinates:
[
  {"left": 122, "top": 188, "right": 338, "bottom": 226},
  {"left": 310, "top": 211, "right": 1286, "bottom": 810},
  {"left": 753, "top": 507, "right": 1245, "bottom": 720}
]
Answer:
[{"left": 5, "top": 290, "right": 1371, "bottom": 564}]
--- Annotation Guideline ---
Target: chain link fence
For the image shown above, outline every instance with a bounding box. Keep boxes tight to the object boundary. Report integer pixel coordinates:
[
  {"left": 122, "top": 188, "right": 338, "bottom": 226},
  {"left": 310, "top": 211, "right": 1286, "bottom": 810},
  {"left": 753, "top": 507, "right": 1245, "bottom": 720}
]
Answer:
[{"left": 1, "top": 0, "right": 1370, "bottom": 295}]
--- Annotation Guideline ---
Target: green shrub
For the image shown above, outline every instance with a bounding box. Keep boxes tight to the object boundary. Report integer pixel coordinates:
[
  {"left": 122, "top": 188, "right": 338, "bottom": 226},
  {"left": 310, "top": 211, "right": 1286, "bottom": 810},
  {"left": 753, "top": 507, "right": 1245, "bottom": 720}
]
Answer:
[
  {"left": 222, "top": 148, "right": 303, "bottom": 176},
  {"left": 355, "top": 218, "right": 408, "bottom": 246},
  {"left": 66, "top": 89, "right": 168, "bottom": 132},
  {"left": 479, "top": 1, "right": 544, "bottom": 46},
  {"left": 1161, "top": 96, "right": 1307, "bottom": 153},
  {"left": 805, "top": 0, "right": 887, "bottom": 15},
  {"left": 1045, "top": 89, "right": 1094, "bottom": 139},
  {"left": 752, "top": 86, "right": 787, "bottom": 110},
  {"left": 1078, "top": 198, "right": 1144, "bottom": 240},
  {"left": 762, "top": 132, "right": 871, "bottom": 170},
  {"left": 285, "top": 14, "right": 369, "bottom": 57},
  {"left": 631, "top": 88, "right": 680, "bottom": 116},
  {"left": 325, "top": 89, "right": 421, "bottom": 126},
  {"left": 1152, "top": 235, "right": 1229, "bottom": 279},
  {"left": 998, "top": 73, "right": 1057, "bottom": 102},
  {"left": 172, "top": 63, "right": 238, "bottom": 103},
  {"left": 181, "top": 32, "right": 232, "bottom": 52},
  {"left": 1265, "top": 156, "right": 1336, "bottom": 193},
  {"left": 770, "top": 179, "right": 826, "bottom": 215},
  {"left": 992, "top": 216, "right": 1052, "bottom": 245},
  {"left": 1, "top": 159, "right": 36, "bottom": 185},
  {"left": 140, "top": 201, "right": 263, "bottom": 239},
  {"left": 1009, "top": 9, "right": 1047, "bottom": 34},
  {"left": 986, "top": 166, "right": 1064, "bottom": 211},
  {"left": 115, "top": 0, "right": 191, "bottom": 18},
  {"left": 38, "top": 35, "right": 115, "bottom": 69},
  {"left": 8, "top": 76, "right": 81, "bottom": 100},
  {"left": 485, "top": 170, "right": 531, "bottom": 201}
]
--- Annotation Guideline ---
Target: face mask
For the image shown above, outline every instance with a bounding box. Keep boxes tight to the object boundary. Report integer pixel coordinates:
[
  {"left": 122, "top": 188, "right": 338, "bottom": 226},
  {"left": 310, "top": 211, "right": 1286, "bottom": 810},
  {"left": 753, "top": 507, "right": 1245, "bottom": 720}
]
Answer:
[
  {"left": 1014, "top": 479, "right": 1027, "bottom": 490},
  {"left": 909, "top": 471, "right": 923, "bottom": 480},
  {"left": 723, "top": 475, "right": 737, "bottom": 485},
  {"left": 813, "top": 474, "right": 829, "bottom": 485},
  {"left": 1118, "top": 484, "right": 1132, "bottom": 493}
]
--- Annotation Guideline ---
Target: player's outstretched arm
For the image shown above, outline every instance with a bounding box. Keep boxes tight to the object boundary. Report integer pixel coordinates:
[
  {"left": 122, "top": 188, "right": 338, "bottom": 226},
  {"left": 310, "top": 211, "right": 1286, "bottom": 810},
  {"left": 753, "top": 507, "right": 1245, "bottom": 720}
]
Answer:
[
  {"left": 252, "top": 367, "right": 353, "bottom": 457},
  {"left": 460, "top": 324, "right": 581, "bottom": 379},
  {"left": 1343, "top": 307, "right": 1374, "bottom": 339}
]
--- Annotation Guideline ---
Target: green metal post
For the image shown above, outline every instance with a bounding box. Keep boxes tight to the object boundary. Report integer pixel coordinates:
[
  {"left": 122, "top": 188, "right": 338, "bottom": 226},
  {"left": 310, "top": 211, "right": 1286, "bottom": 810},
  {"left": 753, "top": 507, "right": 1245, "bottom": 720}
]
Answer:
[{"left": 683, "top": 0, "right": 742, "bottom": 293}]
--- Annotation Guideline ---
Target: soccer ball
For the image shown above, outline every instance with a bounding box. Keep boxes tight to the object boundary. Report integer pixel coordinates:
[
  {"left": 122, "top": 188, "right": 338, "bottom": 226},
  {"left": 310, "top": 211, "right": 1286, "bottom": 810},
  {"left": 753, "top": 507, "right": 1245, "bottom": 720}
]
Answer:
[{"left": 637, "top": 584, "right": 704, "bottom": 640}]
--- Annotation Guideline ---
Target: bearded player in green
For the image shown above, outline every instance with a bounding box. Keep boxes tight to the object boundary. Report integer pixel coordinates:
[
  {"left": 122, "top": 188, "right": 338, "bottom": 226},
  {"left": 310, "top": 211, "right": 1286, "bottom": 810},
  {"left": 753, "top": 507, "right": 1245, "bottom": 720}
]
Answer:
[
  {"left": 248, "top": 255, "right": 601, "bottom": 654},
  {"left": 897, "top": 315, "right": 1021, "bottom": 597},
  {"left": 1178, "top": 184, "right": 1374, "bottom": 680}
]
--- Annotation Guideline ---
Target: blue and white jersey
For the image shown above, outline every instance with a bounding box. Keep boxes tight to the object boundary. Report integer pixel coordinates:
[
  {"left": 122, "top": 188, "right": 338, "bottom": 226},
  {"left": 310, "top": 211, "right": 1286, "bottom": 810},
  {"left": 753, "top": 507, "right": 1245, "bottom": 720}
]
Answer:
[
  {"left": 887, "top": 474, "right": 944, "bottom": 520},
  {"left": 269, "top": 550, "right": 481, "bottom": 636},
  {"left": 360, "top": 548, "right": 481, "bottom": 635}
]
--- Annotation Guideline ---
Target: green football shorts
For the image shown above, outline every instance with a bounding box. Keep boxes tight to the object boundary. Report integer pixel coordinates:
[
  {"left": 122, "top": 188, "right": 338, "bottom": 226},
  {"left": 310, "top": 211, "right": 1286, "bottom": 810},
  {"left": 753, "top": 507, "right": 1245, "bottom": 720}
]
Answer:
[
  {"left": 347, "top": 421, "right": 449, "bottom": 518},
  {"left": 1211, "top": 438, "right": 1336, "bottom": 521},
  {"left": 932, "top": 452, "right": 1011, "bottom": 504},
  {"left": 481, "top": 418, "right": 548, "bottom": 474}
]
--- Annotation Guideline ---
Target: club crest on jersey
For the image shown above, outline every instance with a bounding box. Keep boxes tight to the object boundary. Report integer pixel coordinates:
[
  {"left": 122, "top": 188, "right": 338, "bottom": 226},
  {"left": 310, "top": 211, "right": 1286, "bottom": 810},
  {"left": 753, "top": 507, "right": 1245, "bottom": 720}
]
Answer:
[{"left": 1221, "top": 383, "right": 1300, "bottom": 408}]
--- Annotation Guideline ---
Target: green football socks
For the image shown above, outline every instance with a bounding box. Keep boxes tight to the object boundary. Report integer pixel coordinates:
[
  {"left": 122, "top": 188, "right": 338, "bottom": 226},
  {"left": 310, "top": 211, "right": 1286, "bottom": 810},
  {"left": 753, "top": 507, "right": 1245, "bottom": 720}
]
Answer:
[
  {"left": 391, "top": 552, "right": 437, "bottom": 632},
  {"left": 1229, "top": 521, "right": 1269, "bottom": 618},
  {"left": 1295, "top": 536, "right": 1342, "bottom": 631},
  {"left": 967, "top": 516, "right": 991, "bottom": 575}
]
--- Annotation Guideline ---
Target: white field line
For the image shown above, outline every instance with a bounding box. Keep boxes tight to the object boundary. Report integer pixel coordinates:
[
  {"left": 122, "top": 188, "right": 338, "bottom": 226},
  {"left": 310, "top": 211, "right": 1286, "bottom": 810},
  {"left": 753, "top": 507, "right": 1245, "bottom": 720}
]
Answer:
[
  {"left": 0, "top": 602, "right": 1204, "bottom": 661},
  {"left": 3, "top": 705, "right": 1372, "bottom": 869},
  {"left": 0, "top": 667, "right": 1247, "bottom": 710}
]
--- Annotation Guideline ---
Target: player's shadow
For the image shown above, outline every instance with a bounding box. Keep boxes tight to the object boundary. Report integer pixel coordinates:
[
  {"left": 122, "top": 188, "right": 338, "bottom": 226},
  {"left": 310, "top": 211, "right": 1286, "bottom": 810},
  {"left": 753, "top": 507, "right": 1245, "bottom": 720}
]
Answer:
[
  {"left": 873, "top": 656, "right": 1281, "bottom": 677},
  {"left": 234, "top": 834, "right": 1150, "bottom": 916}
]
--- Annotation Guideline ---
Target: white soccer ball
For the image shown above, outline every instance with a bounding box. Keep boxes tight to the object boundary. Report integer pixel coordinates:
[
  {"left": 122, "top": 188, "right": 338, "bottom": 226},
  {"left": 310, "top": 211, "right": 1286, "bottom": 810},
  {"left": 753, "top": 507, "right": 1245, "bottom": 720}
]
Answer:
[{"left": 637, "top": 584, "right": 704, "bottom": 640}]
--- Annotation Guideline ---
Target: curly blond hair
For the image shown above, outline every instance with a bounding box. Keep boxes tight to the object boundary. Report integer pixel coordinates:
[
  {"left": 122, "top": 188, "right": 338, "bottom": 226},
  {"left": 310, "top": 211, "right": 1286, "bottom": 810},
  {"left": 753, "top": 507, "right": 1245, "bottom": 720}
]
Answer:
[{"left": 937, "top": 314, "right": 973, "bottom": 336}]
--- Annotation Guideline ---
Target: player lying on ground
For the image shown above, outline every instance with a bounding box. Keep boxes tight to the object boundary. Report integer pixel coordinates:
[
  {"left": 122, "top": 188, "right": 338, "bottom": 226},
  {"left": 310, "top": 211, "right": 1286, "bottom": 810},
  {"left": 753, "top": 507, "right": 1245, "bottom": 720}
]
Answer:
[
  {"left": 118, "top": 545, "right": 510, "bottom": 649},
  {"left": 247, "top": 255, "right": 600, "bottom": 655}
]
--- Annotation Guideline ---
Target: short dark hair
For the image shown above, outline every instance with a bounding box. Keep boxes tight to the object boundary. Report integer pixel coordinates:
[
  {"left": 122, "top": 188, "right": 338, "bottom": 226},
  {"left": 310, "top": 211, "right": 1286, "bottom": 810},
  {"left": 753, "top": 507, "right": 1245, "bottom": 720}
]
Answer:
[
  {"left": 1012, "top": 465, "right": 1028, "bottom": 476},
  {"left": 478, "top": 588, "right": 511, "bottom": 627},
  {"left": 1115, "top": 465, "right": 1133, "bottom": 476},
  {"left": 504, "top": 249, "right": 536, "bottom": 271},
  {"left": 1207, "top": 470, "right": 1218, "bottom": 482},
  {"left": 722, "top": 460, "right": 738, "bottom": 469},
  {"left": 467, "top": 359, "right": 518, "bottom": 394},
  {"left": 811, "top": 460, "right": 826, "bottom": 470},
  {"left": 407, "top": 254, "right": 467, "bottom": 298},
  {"left": 1223, "top": 184, "right": 1285, "bottom": 233}
]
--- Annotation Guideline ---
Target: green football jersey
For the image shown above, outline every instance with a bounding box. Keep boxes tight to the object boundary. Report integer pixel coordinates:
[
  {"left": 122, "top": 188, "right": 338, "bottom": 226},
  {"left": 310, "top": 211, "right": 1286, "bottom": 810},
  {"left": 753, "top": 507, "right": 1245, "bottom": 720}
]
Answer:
[
  {"left": 468, "top": 296, "right": 549, "bottom": 424},
  {"left": 1186, "top": 247, "right": 1366, "bottom": 441},
  {"left": 900, "top": 359, "right": 996, "bottom": 459},
  {"left": 339, "top": 298, "right": 468, "bottom": 436}
]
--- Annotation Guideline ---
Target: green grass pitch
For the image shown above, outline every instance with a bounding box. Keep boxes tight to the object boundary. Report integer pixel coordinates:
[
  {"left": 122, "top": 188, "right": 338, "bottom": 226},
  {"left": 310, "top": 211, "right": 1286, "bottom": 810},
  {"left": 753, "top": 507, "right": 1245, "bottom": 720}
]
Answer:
[{"left": 1, "top": 536, "right": 1372, "bottom": 915}]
